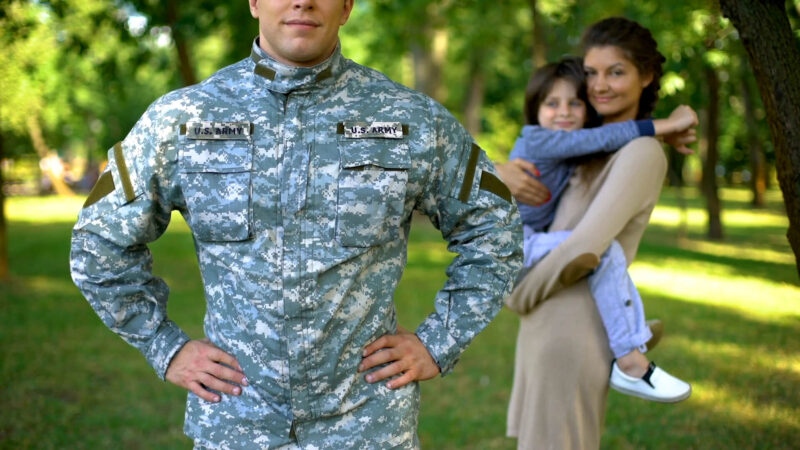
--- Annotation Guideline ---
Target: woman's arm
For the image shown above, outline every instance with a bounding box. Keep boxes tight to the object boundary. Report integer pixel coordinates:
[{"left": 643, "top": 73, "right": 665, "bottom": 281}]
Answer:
[
  {"left": 494, "top": 159, "right": 551, "bottom": 207},
  {"left": 506, "top": 137, "right": 668, "bottom": 314},
  {"left": 652, "top": 105, "right": 698, "bottom": 136}
]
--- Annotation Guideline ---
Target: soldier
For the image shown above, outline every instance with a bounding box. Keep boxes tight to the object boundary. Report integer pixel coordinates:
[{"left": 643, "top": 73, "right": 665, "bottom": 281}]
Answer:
[{"left": 70, "top": 0, "right": 521, "bottom": 448}]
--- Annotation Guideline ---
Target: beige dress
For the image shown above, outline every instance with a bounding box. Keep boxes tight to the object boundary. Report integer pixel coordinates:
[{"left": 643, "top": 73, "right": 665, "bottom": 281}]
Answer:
[{"left": 505, "top": 137, "right": 668, "bottom": 450}]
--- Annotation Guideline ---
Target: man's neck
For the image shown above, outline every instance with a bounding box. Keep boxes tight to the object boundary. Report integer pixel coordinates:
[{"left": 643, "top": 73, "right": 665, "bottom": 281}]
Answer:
[{"left": 256, "top": 37, "right": 340, "bottom": 68}]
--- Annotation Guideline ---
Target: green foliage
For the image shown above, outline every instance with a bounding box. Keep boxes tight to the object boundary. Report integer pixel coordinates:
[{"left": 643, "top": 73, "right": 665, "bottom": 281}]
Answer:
[
  {"left": 2, "top": 190, "right": 798, "bottom": 448},
  {"left": 0, "top": 1, "right": 56, "bottom": 136},
  {"left": 0, "top": 0, "right": 792, "bottom": 182},
  {"left": 0, "top": 0, "right": 177, "bottom": 162}
]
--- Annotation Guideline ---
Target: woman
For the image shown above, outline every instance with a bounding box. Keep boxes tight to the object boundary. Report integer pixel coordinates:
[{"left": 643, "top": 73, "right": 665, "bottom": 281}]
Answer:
[{"left": 498, "top": 17, "right": 697, "bottom": 449}]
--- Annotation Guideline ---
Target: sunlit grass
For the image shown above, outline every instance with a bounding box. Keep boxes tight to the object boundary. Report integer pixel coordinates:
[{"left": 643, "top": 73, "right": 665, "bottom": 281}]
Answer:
[
  {"left": 632, "top": 187, "right": 799, "bottom": 323},
  {"left": 689, "top": 380, "right": 798, "bottom": 430},
  {"left": 5, "top": 195, "right": 85, "bottom": 222},
  {"left": 2, "top": 187, "right": 799, "bottom": 449},
  {"left": 634, "top": 263, "right": 799, "bottom": 320}
]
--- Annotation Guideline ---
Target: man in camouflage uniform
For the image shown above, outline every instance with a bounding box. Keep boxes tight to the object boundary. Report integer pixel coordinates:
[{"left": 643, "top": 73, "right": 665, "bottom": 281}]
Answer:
[{"left": 70, "top": 0, "right": 521, "bottom": 448}]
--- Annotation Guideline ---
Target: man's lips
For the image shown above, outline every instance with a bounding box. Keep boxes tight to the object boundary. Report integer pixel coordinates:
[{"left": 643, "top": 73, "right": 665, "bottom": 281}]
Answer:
[{"left": 284, "top": 19, "right": 319, "bottom": 29}]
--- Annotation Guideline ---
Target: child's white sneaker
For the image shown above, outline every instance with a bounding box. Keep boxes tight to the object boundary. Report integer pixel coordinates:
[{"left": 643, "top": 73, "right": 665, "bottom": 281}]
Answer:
[{"left": 610, "top": 361, "right": 691, "bottom": 403}]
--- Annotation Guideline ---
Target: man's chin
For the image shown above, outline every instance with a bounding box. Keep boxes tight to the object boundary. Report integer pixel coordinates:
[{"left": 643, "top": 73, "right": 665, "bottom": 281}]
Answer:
[{"left": 281, "top": 44, "right": 335, "bottom": 67}]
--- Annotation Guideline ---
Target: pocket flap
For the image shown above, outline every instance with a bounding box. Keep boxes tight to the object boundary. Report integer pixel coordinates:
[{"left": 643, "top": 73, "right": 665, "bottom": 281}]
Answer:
[
  {"left": 180, "top": 139, "right": 253, "bottom": 173},
  {"left": 339, "top": 140, "right": 411, "bottom": 170}
]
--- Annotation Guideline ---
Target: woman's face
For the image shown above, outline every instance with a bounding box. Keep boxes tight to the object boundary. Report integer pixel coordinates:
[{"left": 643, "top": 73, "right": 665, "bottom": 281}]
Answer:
[
  {"left": 583, "top": 45, "right": 653, "bottom": 123},
  {"left": 537, "top": 78, "right": 587, "bottom": 131}
]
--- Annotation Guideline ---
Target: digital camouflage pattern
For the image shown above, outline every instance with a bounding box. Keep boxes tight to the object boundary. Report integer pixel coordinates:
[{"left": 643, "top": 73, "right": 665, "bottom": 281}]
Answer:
[{"left": 70, "top": 39, "right": 522, "bottom": 449}]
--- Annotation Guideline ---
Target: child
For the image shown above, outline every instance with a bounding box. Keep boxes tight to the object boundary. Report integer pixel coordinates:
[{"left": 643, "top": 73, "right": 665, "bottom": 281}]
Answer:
[{"left": 509, "top": 57, "right": 696, "bottom": 402}]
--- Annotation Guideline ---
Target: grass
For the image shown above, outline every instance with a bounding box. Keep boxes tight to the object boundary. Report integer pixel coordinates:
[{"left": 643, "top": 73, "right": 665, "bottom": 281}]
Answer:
[{"left": 1, "top": 187, "right": 798, "bottom": 449}]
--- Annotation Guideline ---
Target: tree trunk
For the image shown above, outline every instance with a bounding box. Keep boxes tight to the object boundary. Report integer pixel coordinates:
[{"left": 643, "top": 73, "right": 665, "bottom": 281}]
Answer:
[
  {"left": 0, "top": 129, "right": 8, "bottom": 282},
  {"left": 667, "top": 150, "right": 686, "bottom": 187},
  {"left": 741, "top": 66, "right": 766, "bottom": 208},
  {"left": 411, "top": 25, "right": 447, "bottom": 102},
  {"left": 721, "top": 0, "right": 800, "bottom": 277},
  {"left": 667, "top": 150, "right": 689, "bottom": 239},
  {"left": 702, "top": 64, "right": 723, "bottom": 240},
  {"left": 166, "top": 0, "right": 197, "bottom": 86},
  {"left": 530, "top": 0, "right": 547, "bottom": 68},
  {"left": 26, "top": 117, "right": 75, "bottom": 196},
  {"left": 464, "top": 55, "right": 485, "bottom": 136}
]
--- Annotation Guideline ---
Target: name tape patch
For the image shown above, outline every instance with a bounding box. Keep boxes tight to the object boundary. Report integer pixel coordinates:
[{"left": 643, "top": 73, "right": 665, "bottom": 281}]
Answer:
[
  {"left": 339, "top": 122, "right": 405, "bottom": 139},
  {"left": 182, "top": 122, "right": 252, "bottom": 140}
]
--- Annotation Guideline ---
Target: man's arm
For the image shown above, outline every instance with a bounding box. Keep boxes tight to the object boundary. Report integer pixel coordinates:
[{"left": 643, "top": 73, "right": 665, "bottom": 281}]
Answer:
[
  {"left": 70, "top": 109, "right": 246, "bottom": 402},
  {"left": 359, "top": 103, "right": 523, "bottom": 388}
]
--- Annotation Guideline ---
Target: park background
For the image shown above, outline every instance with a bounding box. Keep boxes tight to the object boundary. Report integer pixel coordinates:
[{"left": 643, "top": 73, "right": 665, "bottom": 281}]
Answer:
[{"left": 1, "top": 0, "right": 799, "bottom": 448}]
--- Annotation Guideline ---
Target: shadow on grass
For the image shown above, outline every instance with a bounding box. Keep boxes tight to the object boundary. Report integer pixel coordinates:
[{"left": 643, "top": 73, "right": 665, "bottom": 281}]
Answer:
[
  {"left": 657, "top": 186, "right": 787, "bottom": 215},
  {"left": 604, "top": 293, "right": 799, "bottom": 449},
  {"left": 638, "top": 225, "right": 798, "bottom": 286},
  {"left": 642, "top": 294, "right": 799, "bottom": 408}
]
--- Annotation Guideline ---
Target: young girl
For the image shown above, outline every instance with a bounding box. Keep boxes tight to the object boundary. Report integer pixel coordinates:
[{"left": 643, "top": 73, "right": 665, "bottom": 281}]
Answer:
[{"left": 509, "top": 56, "right": 695, "bottom": 402}]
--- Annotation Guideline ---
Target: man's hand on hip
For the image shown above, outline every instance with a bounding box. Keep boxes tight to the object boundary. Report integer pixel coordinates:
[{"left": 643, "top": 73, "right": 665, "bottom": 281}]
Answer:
[
  {"left": 165, "top": 339, "right": 248, "bottom": 403},
  {"left": 358, "top": 326, "right": 441, "bottom": 389}
]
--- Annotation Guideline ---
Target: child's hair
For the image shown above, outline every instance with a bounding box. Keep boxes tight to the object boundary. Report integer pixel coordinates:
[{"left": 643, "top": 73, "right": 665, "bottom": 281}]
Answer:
[
  {"left": 523, "top": 56, "right": 599, "bottom": 127},
  {"left": 581, "top": 17, "right": 665, "bottom": 119}
]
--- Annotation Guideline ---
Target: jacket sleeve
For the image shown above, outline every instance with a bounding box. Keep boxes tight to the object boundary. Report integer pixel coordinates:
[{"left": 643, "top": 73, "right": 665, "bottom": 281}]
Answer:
[
  {"left": 515, "top": 120, "right": 653, "bottom": 161},
  {"left": 69, "top": 104, "right": 189, "bottom": 380},
  {"left": 413, "top": 101, "right": 523, "bottom": 375}
]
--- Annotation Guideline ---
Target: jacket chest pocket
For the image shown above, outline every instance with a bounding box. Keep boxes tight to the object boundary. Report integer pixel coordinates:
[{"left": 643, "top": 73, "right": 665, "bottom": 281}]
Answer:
[
  {"left": 179, "top": 140, "right": 253, "bottom": 242},
  {"left": 336, "top": 139, "right": 411, "bottom": 247}
]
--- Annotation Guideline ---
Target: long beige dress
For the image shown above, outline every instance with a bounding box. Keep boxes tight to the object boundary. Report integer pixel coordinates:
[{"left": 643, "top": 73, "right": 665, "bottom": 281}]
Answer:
[{"left": 505, "top": 137, "right": 668, "bottom": 450}]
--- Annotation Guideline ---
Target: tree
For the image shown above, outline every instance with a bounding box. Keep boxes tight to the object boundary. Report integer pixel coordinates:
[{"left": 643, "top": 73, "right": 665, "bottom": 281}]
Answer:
[
  {"left": 165, "top": 0, "right": 197, "bottom": 86},
  {"left": 700, "top": 13, "right": 725, "bottom": 240},
  {"left": 720, "top": 0, "right": 800, "bottom": 276},
  {"left": 0, "top": 130, "right": 7, "bottom": 281},
  {"left": 126, "top": 0, "right": 255, "bottom": 87},
  {"left": 530, "top": 0, "right": 548, "bottom": 68},
  {"left": 0, "top": 1, "right": 74, "bottom": 196},
  {"left": 741, "top": 61, "right": 768, "bottom": 208},
  {"left": 702, "top": 60, "right": 723, "bottom": 240}
]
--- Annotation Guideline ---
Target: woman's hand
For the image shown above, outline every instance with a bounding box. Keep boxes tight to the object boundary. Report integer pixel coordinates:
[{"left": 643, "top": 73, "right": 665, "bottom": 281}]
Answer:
[
  {"left": 653, "top": 105, "right": 698, "bottom": 135},
  {"left": 667, "top": 105, "right": 699, "bottom": 132},
  {"left": 663, "top": 128, "right": 698, "bottom": 155},
  {"left": 494, "top": 159, "right": 551, "bottom": 206},
  {"left": 653, "top": 105, "right": 699, "bottom": 154}
]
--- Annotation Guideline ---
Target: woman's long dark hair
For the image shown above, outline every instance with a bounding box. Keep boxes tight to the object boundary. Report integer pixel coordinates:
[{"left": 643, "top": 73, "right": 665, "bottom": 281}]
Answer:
[
  {"left": 581, "top": 17, "right": 666, "bottom": 119},
  {"left": 523, "top": 56, "right": 600, "bottom": 127}
]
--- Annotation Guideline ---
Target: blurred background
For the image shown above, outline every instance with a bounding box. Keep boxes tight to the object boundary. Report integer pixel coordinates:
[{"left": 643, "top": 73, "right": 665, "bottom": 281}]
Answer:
[
  {"left": 1, "top": 1, "right": 799, "bottom": 448},
  {"left": 2, "top": 0, "right": 797, "bottom": 208}
]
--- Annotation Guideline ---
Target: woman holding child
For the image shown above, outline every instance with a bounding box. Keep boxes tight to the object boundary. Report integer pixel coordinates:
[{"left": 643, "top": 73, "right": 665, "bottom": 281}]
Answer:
[{"left": 498, "top": 17, "right": 698, "bottom": 449}]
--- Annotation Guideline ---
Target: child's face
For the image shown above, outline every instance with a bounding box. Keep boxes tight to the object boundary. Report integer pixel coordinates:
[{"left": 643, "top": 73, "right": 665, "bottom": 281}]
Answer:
[{"left": 537, "top": 79, "right": 587, "bottom": 131}]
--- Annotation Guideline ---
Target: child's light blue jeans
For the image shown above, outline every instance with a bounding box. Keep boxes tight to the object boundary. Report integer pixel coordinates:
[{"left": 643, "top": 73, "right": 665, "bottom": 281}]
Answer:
[{"left": 522, "top": 227, "right": 652, "bottom": 358}]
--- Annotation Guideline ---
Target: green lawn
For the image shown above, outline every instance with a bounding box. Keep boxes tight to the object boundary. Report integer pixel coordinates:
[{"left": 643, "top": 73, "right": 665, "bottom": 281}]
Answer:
[{"left": 1, "top": 187, "right": 798, "bottom": 449}]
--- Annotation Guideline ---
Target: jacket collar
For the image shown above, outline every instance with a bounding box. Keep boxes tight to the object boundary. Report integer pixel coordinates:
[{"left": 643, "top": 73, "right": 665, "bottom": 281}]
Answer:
[{"left": 250, "top": 37, "right": 341, "bottom": 94}]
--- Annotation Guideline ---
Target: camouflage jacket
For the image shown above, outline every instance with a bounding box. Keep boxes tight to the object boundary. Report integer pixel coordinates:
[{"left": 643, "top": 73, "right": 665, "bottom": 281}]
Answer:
[{"left": 70, "top": 40, "right": 522, "bottom": 448}]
